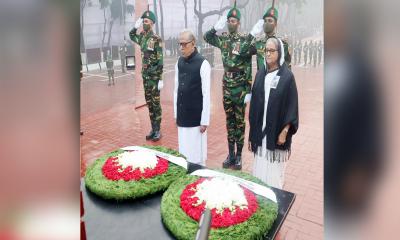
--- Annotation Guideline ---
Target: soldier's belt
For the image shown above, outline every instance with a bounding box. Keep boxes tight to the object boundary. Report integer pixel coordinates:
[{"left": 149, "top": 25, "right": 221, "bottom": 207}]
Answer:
[{"left": 225, "top": 70, "right": 245, "bottom": 79}]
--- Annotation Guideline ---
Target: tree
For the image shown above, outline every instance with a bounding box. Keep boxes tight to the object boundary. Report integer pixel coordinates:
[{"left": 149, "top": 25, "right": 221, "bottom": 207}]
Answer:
[
  {"left": 99, "top": 0, "right": 110, "bottom": 50},
  {"left": 193, "top": 0, "right": 250, "bottom": 45},
  {"left": 158, "top": 0, "right": 165, "bottom": 40},
  {"left": 107, "top": 0, "right": 135, "bottom": 48},
  {"left": 153, "top": 0, "right": 160, "bottom": 34},
  {"left": 80, "top": 0, "right": 87, "bottom": 52},
  {"left": 181, "top": 0, "right": 188, "bottom": 28}
]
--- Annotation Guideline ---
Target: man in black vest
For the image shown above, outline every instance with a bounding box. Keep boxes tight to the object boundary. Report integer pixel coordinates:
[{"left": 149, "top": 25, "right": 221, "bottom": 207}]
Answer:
[{"left": 174, "top": 30, "right": 211, "bottom": 166}]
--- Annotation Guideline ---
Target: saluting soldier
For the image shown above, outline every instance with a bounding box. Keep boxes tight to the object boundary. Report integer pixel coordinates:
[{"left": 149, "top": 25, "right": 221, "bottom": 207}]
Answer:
[
  {"left": 246, "top": 6, "right": 292, "bottom": 70},
  {"left": 129, "top": 8, "right": 164, "bottom": 141},
  {"left": 204, "top": 1, "right": 252, "bottom": 170}
]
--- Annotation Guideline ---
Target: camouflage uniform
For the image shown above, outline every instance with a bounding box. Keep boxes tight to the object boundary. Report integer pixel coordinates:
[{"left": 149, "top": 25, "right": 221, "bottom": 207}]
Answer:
[
  {"left": 129, "top": 27, "right": 163, "bottom": 134},
  {"left": 204, "top": 28, "right": 252, "bottom": 167},
  {"left": 308, "top": 41, "right": 313, "bottom": 65},
  {"left": 313, "top": 42, "right": 318, "bottom": 67},
  {"left": 298, "top": 41, "right": 302, "bottom": 64},
  {"left": 303, "top": 42, "right": 309, "bottom": 65},
  {"left": 293, "top": 41, "right": 298, "bottom": 65},
  {"left": 318, "top": 41, "right": 323, "bottom": 65},
  {"left": 106, "top": 52, "right": 115, "bottom": 86}
]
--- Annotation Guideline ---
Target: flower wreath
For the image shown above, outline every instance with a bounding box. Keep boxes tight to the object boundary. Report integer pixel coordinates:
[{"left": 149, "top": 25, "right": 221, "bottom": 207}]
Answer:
[
  {"left": 84, "top": 145, "right": 187, "bottom": 201},
  {"left": 161, "top": 169, "right": 278, "bottom": 240}
]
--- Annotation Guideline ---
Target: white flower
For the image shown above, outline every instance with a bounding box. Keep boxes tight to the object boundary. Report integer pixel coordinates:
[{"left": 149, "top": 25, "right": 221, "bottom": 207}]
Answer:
[
  {"left": 117, "top": 151, "right": 158, "bottom": 172},
  {"left": 192, "top": 178, "right": 248, "bottom": 214}
]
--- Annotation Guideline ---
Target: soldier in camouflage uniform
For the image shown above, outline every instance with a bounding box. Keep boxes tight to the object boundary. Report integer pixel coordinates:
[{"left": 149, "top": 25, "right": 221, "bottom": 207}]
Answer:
[
  {"left": 293, "top": 40, "right": 298, "bottom": 65},
  {"left": 308, "top": 40, "right": 313, "bottom": 66},
  {"left": 129, "top": 9, "right": 164, "bottom": 141},
  {"left": 244, "top": 7, "right": 291, "bottom": 71},
  {"left": 204, "top": 2, "right": 252, "bottom": 170},
  {"left": 106, "top": 50, "right": 115, "bottom": 86},
  {"left": 298, "top": 40, "right": 302, "bottom": 65},
  {"left": 318, "top": 40, "right": 323, "bottom": 65},
  {"left": 303, "top": 41, "right": 308, "bottom": 66},
  {"left": 313, "top": 41, "right": 318, "bottom": 67}
]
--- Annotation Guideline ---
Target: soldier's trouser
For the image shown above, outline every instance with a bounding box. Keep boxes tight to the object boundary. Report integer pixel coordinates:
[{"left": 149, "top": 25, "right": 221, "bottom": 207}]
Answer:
[
  {"left": 223, "top": 85, "right": 246, "bottom": 148},
  {"left": 143, "top": 74, "right": 162, "bottom": 131},
  {"left": 108, "top": 70, "right": 114, "bottom": 83}
]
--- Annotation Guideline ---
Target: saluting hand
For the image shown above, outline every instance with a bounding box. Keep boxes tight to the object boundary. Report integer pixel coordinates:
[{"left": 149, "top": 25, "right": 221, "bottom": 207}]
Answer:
[
  {"left": 214, "top": 15, "right": 227, "bottom": 31},
  {"left": 134, "top": 18, "right": 143, "bottom": 29},
  {"left": 250, "top": 19, "right": 264, "bottom": 37}
]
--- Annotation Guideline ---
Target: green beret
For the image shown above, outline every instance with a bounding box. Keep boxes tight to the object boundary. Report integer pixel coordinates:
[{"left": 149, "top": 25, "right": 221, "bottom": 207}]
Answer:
[
  {"left": 227, "top": 7, "right": 241, "bottom": 21},
  {"left": 263, "top": 7, "right": 278, "bottom": 21},
  {"left": 141, "top": 10, "right": 156, "bottom": 23}
]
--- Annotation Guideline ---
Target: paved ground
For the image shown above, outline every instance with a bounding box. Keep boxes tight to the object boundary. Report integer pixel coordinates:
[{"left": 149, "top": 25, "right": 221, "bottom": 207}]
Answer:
[{"left": 80, "top": 54, "right": 323, "bottom": 239}]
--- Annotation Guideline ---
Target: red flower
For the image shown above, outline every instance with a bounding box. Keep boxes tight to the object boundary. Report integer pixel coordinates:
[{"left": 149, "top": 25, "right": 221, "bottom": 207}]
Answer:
[
  {"left": 180, "top": 178, "right": 259, "bottom": 228},
  {"left": 102, "top": 153, "right": 169, "bottom": 181}
]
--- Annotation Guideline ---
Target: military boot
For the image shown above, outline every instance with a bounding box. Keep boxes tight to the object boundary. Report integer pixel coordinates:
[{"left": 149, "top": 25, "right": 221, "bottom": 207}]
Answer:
[
  {"left": 151, "top": 124, "right": 162, "bottom": 142},
  {"left": 233, "top": 143, "right": 243, "bottom": 170},
  {"left": 145, "top": 123, "right": 155, "bottom": 140},
  {"left": 222, "top": 143, "right": 236, "bottom": 168}
]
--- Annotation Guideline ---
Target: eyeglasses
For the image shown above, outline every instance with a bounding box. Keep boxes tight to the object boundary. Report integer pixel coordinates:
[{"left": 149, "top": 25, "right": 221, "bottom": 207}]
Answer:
[
  {"left": 265, "top": 48, "right": 278, "bottom": 54},
  {"left": 178, "top": 40, "right": 193, "bottom": 48}
]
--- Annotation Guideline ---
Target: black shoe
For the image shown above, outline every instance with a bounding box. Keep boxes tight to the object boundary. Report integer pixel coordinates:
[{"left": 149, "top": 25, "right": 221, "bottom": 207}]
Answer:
[
  {"left": 222, "top": 154, "right": 236, "bottom": 168},
  {"left": 151, "top": 131, "right": 161, "bottom": 141},
  {"left": 233, "top": 155, "right": 242, "bottom": 170},
  {"left": 146, "top": 129, "right": 155, "bottom": 140}
]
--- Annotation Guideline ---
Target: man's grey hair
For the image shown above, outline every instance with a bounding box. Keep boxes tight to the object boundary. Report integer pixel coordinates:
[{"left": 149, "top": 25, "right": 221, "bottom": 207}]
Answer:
[{"left": 179, "top": 29, "right": 196, "bottom": 42}]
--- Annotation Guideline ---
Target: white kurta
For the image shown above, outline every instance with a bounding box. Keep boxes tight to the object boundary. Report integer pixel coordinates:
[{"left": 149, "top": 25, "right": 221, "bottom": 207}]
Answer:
[
  {"left": 174, "top": 58, "right": 211, "bottom": 166},
  {"left": 252, "top": 69, "right": 288, "bottom": 189}
]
